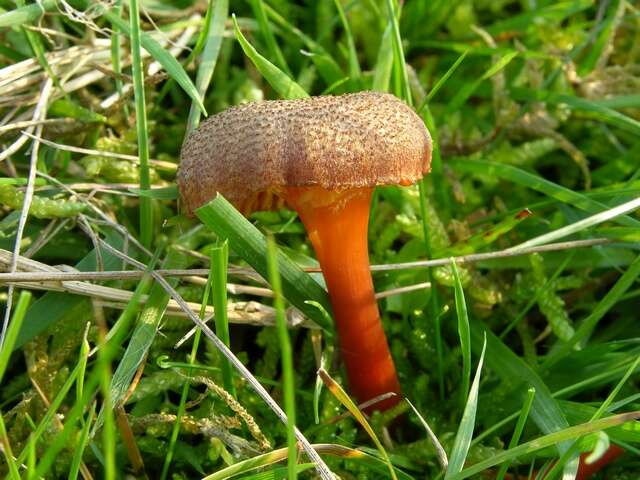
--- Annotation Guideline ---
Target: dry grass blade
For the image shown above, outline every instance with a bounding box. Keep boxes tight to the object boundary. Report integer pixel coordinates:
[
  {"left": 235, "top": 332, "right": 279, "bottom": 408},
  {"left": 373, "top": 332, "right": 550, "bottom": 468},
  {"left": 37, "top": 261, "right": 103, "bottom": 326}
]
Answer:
[
  {"left": 0, "top": 247, "right": 310, "bottom": 328},
  {"left": 0, "top": 78, "right": 53, "bottom": 349},
  {"left": 0, "top": 238, "right": 611, "bottom": 281},
  {"left": 21, "top": 131, "right": 176, "bottom": 170}
]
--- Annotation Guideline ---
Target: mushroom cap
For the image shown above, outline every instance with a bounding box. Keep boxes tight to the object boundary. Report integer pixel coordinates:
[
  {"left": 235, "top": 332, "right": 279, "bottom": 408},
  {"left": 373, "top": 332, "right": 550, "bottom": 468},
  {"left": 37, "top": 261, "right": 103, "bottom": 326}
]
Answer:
[{"left": 178, "top": 91, "right": 432, "bottom": 214}]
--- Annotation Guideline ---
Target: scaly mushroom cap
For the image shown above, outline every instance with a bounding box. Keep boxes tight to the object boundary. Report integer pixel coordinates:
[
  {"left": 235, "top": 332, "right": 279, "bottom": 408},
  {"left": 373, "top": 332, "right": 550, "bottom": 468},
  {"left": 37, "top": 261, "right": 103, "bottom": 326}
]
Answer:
[{"left": 178, "top": 91, "right": 432, "bottom": 214}]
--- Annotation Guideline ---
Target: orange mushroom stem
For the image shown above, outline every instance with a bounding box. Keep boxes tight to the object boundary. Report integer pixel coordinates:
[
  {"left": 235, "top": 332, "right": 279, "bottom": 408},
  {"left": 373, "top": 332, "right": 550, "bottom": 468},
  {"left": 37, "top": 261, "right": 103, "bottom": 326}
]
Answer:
[{"left": 286, "top": 186, "right": 401, "bottom": 410}]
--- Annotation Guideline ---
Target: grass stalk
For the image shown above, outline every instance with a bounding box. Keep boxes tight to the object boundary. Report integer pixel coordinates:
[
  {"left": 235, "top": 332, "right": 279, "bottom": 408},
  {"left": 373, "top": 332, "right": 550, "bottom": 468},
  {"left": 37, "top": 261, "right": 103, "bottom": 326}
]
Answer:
[
  {"left": 211, "top": 240, "right": 235, "bottom": 396},
  {"left": 128, "top": 0, "right": 153, "bottom": 249},
  {"left": 267, "top": 236, "right": 297, "bottom": 480}
]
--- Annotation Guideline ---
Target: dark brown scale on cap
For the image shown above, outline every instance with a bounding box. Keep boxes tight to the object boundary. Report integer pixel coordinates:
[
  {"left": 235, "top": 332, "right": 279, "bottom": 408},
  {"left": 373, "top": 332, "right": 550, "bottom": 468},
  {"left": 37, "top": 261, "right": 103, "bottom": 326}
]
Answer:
[{"left": 178, "top": 91, "right": 432, "bottom": 214}]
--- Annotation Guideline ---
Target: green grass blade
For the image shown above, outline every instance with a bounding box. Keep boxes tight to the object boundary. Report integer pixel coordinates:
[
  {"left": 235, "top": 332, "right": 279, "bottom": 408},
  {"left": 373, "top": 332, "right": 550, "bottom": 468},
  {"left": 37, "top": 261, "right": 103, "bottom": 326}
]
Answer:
[
  {"left": 211, "top": 240, "right": 235, "bottom": 396},
  {"left": 577, "top": 0, "right": 624, "bottom": 76},
  {"left": 67, "top": 403, "right": 96, "bottom": 480},
  {"left": 16, "top": 363, "right": 81, "bottom": 465},
  {"left": 418, "top": 50, "right": 468, "bottom": 111},
  {"left": 109, "top": 0, "right": 127, "bottom": 118},
  {"left": 406, "top": 399, "right": 448, "bottom": 470},
  {"left": 0, "top": 291, "right": 31, "bottom": 383},
  {"left": 485, "top": 0, "right": 592, "bottom": 35},
  {"left": 371, "top": 23, "right": 393, "bottom": 92},
  {"left": 0, "top": 411, "right": 20, "bottom": 480},
  {"left": 0, "top": 0, "right": 55, "bottom": 28},
  {"left": 100, "top": 6, "right": 207, "bottom": 115},
  {"left": 249, "top": 0, "right": 291, "bottom": 75},
  {"left": 451, "top": 159, "right": 640, "bottom": 228},
  {"left": 332, "top": 0, "right": 361, "bottom": 87},
  {"left": 592, "top": 353, "right": 640, "bottom": 422},
  {"left": 106, "top": 248, "right": 185, "bottom": 419},
  {"left": 195, "top": 195, "right": 332, "bottom": 333},
  {"left": 202, "top": 444, "right": 374, "bottom": 480},
  {"left": 495, "top": 387, "right": 536, "bottom": 480},
  {"left": 161, "top": 254, "right": 214, "bottom": 480},
  {"left": 448, "top": 411, "right": 640, "bottom": 480},
  {"left": 544, "top": 253, "right": 640, "bottom": 367},
  {"left": 232, "top": 15, "right": 308, "bottom": 100},
  {"left": 510, "top": 88, "right": 640, "bottom": 136},
  {"left": 471, "top": 323, "right": 573, "bottom": 455},
  {"left": 262, "top": 4, "right": 344, "bottom": 87},
  {"left": 445, "top": 335, "right": 486, "bottom": 478},
  {"left": 445, "top": 51, "right": 518, "bottom": 114},
  {"left": 267, "top": 236, "right": 297, "bottom": 480},
  {"left": 385, "top": 0, "right": 411, "bottom": 104},
  {"left": 34, "top": 370, "right": 103, "bottom": 476},
  {"left": 128, "top": 0, "right": 153, "bottom": 249},
  {"left": 451, "top": 259, "right": 471, "bottom": 407},
  {"left": 186, "top": 0, "right": 228, "bottom": 134}
]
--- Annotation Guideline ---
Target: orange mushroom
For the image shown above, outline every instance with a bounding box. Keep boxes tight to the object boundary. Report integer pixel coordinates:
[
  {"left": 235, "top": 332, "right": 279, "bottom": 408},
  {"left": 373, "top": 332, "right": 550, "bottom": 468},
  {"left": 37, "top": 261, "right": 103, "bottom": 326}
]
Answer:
[{"left": 179, "top": 91, "right": 432, "bottom": 411}]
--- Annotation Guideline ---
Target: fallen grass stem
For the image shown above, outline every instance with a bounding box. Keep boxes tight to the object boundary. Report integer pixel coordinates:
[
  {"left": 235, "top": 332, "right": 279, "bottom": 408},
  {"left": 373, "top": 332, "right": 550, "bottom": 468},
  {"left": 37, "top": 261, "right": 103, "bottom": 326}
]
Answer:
[{"left": 0, "top": 238, "right": 612, "bottom": 282}]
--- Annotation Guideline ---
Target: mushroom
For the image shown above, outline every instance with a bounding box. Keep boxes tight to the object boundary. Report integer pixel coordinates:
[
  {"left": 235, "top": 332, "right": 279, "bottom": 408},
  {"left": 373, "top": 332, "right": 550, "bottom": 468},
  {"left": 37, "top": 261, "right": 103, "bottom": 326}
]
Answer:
[{"left": 179, "top": 91, "right": 432, "bottom": 410}]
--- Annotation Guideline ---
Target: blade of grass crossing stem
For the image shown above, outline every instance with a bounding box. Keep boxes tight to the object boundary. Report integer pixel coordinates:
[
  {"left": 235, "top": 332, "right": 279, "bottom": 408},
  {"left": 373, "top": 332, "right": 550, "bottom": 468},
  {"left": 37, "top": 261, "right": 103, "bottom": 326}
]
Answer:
[
  {"left": 195, "top": 196, "right": 333, "bottom": 332},
  {"left": 451, "top": 259, "right": 471, "bottom": 408},
  {"left": 317, "top": 368, "right": 398, "bottom": 480},
  {"left": 0, "top": 291, "right": 31, "bottom": 383},
  {"left": 99, "top": 5, "right": 206, "bottom": 115},
  {"left": 495, "top": 387, "right": 536, "bottom": 480},
  {"left": 332, "top": 0, "right": 361, "bottom": 87},
  {"left": 186, "top": 0, "right": 228, "bottom": 134},
  {"left": 386, "top": 0, "right": 411, "bottom": 104},
  {"left": 0, "top": 411, "right": 20, "bottom": 480},
  {"left": 160, "top": 264, "right": 214, "bottom": 480},
  {"left": 451, "top": 159, "right": 640, "bottom": 228},
  {"left": 232, "top": 15, "right": 308, "bottom": 100},
  {"left": 445, "top": 335, "right": 487, "bottom": 479},
  {"left": 128, "top": 0, "right": 152, "bottom": 249},
  {"left": 267, "top": 236, "right": 297, "bottom": 480},
  {"left": 445, "top": 51, "right": 518, "bottom": 115},
  {"left": 211, "top": 240, "right": 235, "bottom": 397},
  {"left": 68, "top": 403, "right": 96, "bottom": 480},
  {"left": 447, "top": 412, "right": 640, "bottom": 480},
  {"left": 250, "top": 0, "right": 291, "bottom": 75}
]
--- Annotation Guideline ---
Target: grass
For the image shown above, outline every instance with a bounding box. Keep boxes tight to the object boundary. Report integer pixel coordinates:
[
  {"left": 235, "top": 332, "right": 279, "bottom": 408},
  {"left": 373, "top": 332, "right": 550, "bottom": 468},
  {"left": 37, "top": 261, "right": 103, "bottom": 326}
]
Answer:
[{"left": 0, "top": 1, "right": 639, "bottom": 479}]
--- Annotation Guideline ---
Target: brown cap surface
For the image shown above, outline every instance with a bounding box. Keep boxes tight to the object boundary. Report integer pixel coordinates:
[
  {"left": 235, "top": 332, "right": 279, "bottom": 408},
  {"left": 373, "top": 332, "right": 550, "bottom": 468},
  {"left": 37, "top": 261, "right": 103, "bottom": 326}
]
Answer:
[{"left": 178, "top": 91, "right": 432, "bottom": 214}]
